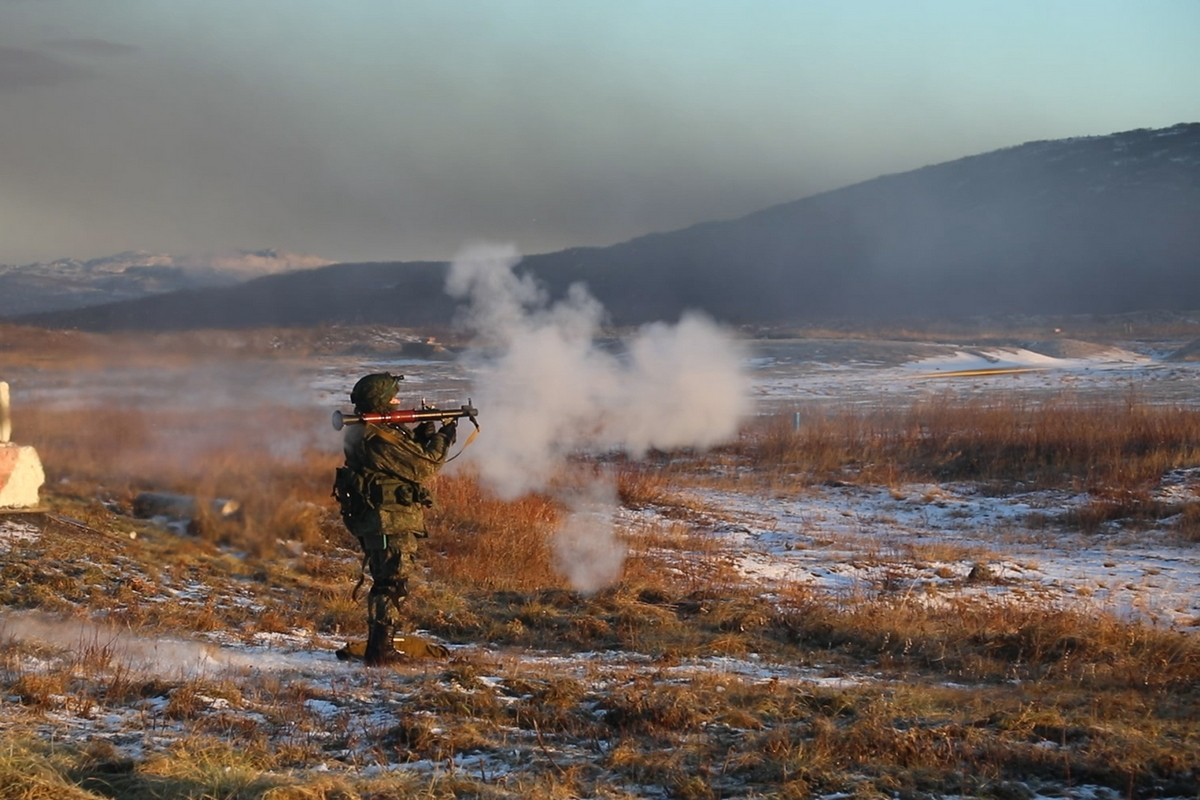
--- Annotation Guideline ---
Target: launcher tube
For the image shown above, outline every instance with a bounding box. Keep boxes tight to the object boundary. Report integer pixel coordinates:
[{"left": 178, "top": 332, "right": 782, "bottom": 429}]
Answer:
[{"left": 332, "top": 403, "right": 479, "bottom": 431}]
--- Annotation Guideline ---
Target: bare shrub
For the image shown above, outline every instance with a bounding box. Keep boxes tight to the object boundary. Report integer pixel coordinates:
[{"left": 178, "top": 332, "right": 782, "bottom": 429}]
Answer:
[
  {"left": 615, "top": 461, "right": 678, "bottom": 508},
  {"left": 1173, "top": 501, "right": 1200, "bottom": 543},
  {"left": 1063, "top": 489, "right": 1176, "bottom": 533}
]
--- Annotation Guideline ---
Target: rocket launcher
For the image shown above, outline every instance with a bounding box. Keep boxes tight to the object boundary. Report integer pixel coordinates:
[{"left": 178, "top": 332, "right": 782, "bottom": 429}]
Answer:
[{"left": 332, "top": 401, "right": 479, "bottom": 431}]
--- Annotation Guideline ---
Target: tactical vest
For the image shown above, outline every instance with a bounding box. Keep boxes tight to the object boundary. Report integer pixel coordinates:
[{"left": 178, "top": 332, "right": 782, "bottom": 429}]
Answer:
[
  {"left": 332, "top": 424, "right": 434, "bottom": 530},
  {"left": 332, "top": 464, "right": 432, "bottom": 527}
]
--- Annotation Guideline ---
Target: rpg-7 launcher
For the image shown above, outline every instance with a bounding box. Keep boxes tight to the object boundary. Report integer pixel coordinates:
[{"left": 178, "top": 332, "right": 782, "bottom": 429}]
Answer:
[{"left": 332, "top": 401, "right": 479, "bottom": 432}]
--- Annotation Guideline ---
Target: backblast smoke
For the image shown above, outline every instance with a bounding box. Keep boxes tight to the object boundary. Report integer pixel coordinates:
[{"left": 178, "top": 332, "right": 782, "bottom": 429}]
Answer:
[{"left": 445, "top": 243, "right": 753, "bottom": 590}]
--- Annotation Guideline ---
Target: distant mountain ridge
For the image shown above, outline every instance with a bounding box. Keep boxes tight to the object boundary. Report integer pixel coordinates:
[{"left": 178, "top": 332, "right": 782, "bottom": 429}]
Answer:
[
  {"left": 0, "top": 249, "right": 332, "bottom": 316},
  {"left": 13, "top": 123, "right": 1200, "bottom": 330}
]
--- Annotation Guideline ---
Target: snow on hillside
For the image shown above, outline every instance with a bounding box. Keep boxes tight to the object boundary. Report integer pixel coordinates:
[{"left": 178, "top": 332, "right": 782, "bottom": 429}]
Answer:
[
  {"left": 0, "top": 249, "right": 333, "bottom": 316},
  {"left": 0, "top": 249, "right": 332, "bottom": 278}
]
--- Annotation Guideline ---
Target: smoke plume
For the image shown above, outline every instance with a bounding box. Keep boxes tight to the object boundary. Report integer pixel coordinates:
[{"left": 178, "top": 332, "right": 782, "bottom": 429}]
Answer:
[
  {"left": 446, "top": 243, "right": 752, "bottom": 497},
  {"left": 1, "top": 611, "right": 227, "bottom": 678},
  {"left": 553, "top": 481, "right": 627, "bottom": 594},
  {"left": 445, "top": 243, "right": 753, "bottom": 589},
  {"left": 0, "top": 611, "right": 352, "bottom": 676}
]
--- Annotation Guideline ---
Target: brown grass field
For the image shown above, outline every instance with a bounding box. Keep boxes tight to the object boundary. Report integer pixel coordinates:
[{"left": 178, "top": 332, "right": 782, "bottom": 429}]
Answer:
[{"left": 0, "top": 324, "right": 1197, "bottom": 799}]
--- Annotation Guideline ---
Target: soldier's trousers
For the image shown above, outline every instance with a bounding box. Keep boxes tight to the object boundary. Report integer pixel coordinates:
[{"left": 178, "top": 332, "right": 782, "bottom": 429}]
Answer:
[{"left": 364, "top": 546, "right": 416, "bottom": 629}]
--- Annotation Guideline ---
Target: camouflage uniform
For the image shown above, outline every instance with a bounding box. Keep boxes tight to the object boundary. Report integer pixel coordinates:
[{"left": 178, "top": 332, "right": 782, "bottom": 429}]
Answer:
[{"left": 336, "top": 373, "right": 455, "bottom": 665}]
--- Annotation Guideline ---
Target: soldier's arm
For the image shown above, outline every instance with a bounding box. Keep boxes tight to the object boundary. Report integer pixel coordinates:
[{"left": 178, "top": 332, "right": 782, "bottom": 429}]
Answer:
[
  {"left": 424, "top": 422, "right": 456, "bottom": 462},
  {"left": 361, "top": 431, "right": 423, "bottom": 482},
  {"left": 412, "top": 420, "right": 456, "bottom": 463},
  {"left": 363, "top": 427, "right": 453, "bottom": 481}
]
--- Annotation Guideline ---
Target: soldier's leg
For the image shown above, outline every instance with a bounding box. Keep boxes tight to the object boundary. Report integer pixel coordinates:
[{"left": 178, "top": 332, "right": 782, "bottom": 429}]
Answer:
[
  {"left": 363, "top": 545, "right": 416, "bottom": 666},
  {"left": 366, "top": 547, "right": 411, "bottom": 630}
]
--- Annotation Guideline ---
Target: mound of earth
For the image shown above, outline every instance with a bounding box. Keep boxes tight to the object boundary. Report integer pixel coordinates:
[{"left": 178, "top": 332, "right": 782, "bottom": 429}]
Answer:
[
  {"left": 1020, "top": 338, "right": 1140, "bottom": 360},
  {"left": 1164, "top": 339, "right": 1200, "bottom": 361},
  {"left": 750, "top": 338, "right": 960, "bottom": 367}
]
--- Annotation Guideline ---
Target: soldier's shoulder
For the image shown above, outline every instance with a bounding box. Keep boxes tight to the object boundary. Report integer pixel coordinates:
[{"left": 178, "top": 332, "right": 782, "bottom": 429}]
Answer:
[
  {"left": 362, "top": 421, "right": 408, "bottom": 437},
  {"left": 344, "top": 424, "right": 366, "bottom": 445},
  {"left": 366, "top": 424, "right": 424, "bottom": 453}
]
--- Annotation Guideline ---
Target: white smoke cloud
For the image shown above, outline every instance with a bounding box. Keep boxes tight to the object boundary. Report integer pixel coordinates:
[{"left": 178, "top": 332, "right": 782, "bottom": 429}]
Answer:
[
  {"left": 445, "top": 243, "right": 753, "bottom": 591},
  {"left": 447, "top": 243, "right": 753, "bottom": 499},
  {"left": 0, "top": 611, "right": 348, "bottom": 676},
  {"left": 0, "top": 611, "right": 226, "bottom": 678},
  {"left": 553, "top": 481, "right": 626, "bottom": 594}
]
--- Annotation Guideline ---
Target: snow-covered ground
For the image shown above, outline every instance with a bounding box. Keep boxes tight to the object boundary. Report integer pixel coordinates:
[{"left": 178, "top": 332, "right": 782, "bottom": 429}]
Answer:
[
  {"left": 742, "top": 341, "right": 1200, "bottom": 630},
  {"left": 5, "top": 337, "right": 1199, "bottom": 632},
  {"left": 630, "top": 477, "right": 1200, "bottom": 629},
  {"left": 750, "top": 339, "right": 1194, "bottom": 408},
  {"left": 311, "top": 339, "right": 1200, "bottom": 632},
  {"left": 2, "top": 336, "right": 1198, "bottom": 796}
]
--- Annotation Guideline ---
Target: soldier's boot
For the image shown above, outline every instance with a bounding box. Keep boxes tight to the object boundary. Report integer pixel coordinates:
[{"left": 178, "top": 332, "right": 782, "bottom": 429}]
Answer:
[{"left": 363, "top": 624, "right": 407, "bottom": 667}]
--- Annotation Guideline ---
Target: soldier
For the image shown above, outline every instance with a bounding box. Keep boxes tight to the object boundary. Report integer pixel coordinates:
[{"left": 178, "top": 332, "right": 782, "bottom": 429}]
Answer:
[{"left": 333, "top": 372, "right": 456, "bottom": 666}]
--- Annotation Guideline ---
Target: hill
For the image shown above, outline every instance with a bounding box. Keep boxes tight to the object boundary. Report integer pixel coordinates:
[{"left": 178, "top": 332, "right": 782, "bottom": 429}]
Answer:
[{"left": 14, "top": 123, "right": 1200, "bottom": 331}]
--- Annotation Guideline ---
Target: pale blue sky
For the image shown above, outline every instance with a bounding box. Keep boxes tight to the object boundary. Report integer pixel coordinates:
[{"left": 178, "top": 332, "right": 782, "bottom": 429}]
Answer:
[{"left": 0, "top": 0, "right": 1196, "bottom": 264}]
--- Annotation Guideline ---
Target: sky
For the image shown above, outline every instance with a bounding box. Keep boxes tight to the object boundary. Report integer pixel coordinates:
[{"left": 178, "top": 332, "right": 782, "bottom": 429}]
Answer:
[{"left": 0, "top": 0, "right": 1197, "bottom": 266}]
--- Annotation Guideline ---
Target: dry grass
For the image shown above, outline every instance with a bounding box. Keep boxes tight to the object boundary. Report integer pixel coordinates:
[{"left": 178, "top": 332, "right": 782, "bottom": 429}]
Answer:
[
  {"left": 2, "top": 564, "right": 1197, "bottom": 798},
  {"left": 615, "top": 460, "right": 684, "bottom": 509},
  {"left": 745, "top": 393, "right": 1200, "bottom": 490},
  {"left": 424, "top": 472, "right": 562, "bottom": 593},
  {"left": 1172, "top": 501, "right": 1200, "bottom": 543},
  {"left": 2, "top": 331, "right": 1199, "bottom": 798},
  {"left": 0, "top": 322, "right": 468, "bottom": 368}
]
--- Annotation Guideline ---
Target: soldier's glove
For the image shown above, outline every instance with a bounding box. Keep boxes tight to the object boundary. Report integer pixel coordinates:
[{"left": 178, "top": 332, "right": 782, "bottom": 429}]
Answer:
[
  {"left": 414, "top": 420, "right": 438, "bottom": 439},
  {"left": 440, "top": 420, "right": 458, "bottom": 444}
]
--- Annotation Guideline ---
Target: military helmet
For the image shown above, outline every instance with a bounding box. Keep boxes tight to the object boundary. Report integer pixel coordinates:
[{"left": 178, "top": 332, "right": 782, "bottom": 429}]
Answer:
[{"left": 350, "top": 373, "right": 403, "bottom": 414}]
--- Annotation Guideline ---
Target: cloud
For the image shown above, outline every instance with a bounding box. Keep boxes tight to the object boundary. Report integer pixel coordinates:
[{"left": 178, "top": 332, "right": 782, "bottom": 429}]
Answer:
[
  {"left": 0, "top": 45, "right": 92, "bottom": 91},
  {"left": 42, "top": 38, "right": 139, "bottom": 58}
]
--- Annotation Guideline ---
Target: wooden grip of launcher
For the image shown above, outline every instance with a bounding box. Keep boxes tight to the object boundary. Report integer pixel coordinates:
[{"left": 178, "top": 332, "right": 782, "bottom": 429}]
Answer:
[{"left": 332, "top": 402, "right": 479, "bottom": 431}]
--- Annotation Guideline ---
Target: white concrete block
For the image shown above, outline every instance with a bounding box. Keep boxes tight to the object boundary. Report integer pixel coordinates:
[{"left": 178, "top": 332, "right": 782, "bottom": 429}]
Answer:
[
  {"left": 0, "top": 444, "right": 45, "bottom": 508},
  {"left": 0, "top": 382, "right": 11, "bottom": 443}
]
